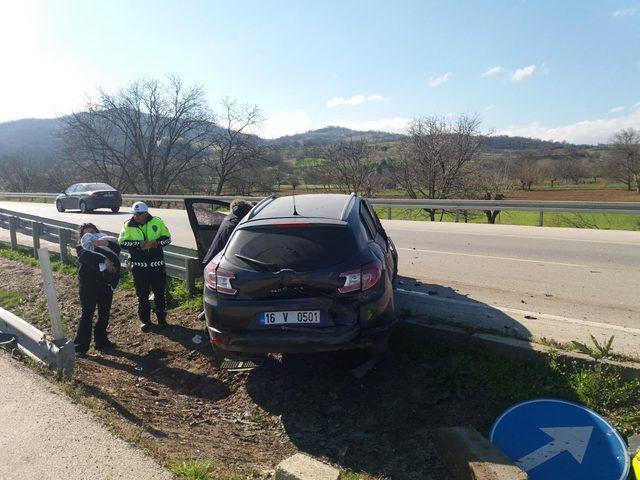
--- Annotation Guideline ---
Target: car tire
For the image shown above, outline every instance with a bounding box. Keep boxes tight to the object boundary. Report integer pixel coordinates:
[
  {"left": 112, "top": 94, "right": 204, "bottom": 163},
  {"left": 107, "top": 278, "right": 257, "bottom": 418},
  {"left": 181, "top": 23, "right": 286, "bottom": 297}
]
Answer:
[
  {"left": 368, "top": 335, "right": 390, "bottom": 360},
  {"left": 56, "top": 201, "right": 65, "bottom": 212},
  {"left": 79, "top": 201, "right": 89, "bottom": 213},
  {"left": 111, "top": 206, "right": 120, "bottom": 213},
  {"left": 209, "top": 345, "right": 224, "bottom": 368}
]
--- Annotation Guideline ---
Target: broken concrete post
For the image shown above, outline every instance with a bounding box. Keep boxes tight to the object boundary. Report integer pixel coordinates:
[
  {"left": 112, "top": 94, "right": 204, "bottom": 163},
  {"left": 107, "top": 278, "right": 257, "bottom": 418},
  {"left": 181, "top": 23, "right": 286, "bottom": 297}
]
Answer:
[
  {"left": 435, "top": 426, "right": 529, "bottom": 480},
  {"left": 275, "top": 453, "right": 340, "bottom": 480}
]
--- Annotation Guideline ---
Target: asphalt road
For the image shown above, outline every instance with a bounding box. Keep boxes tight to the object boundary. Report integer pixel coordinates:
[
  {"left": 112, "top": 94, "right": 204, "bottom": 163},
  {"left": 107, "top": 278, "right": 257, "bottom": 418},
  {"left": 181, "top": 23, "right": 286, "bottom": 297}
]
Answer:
[
  {"left": 0, "top": 351, "right": 171, "bottom": 480},
  {"left": 2, "top": 201, "right": 640, "bottom": 331}
]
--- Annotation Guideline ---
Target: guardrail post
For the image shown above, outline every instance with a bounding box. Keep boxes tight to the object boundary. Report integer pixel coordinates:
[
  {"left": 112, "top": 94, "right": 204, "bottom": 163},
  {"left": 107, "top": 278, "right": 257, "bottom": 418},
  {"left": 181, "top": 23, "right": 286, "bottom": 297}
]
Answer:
[
  {"left": 32, "top": 221, "right": 42, "bottom": 258},
  {"left": 454, "top": 210, "right": 460, "bottom": 223},
  {"left": 58, "top": 229, "right": 70, "bottom": 264},
  {"left": 9, "top": 216, "right": 18, "bottom": 250},
  {"left": 185, "top": 257, "right": 198, "bottom": 293},
  {"left": 538, "top": 211, "right": 544, "bottom": 227},
  {"left": 37, "top": 248, "right": 66, "bottom": 342},
  {"left": 387, "top": 207, "right": 392, "bottom": 220}
]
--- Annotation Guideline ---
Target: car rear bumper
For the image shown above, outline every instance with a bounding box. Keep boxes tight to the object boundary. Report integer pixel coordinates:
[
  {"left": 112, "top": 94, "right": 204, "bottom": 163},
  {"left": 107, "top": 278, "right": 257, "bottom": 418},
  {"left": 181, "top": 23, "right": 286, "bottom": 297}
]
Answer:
[
  {"left": 204, "top": 283, "right": 397, "bottom": 354},
  {"left": 85, "top": 197, "right": 122, "bottom": 209},
  {"left": 207, "top": 324, "right": 367, "bottom": 354}
]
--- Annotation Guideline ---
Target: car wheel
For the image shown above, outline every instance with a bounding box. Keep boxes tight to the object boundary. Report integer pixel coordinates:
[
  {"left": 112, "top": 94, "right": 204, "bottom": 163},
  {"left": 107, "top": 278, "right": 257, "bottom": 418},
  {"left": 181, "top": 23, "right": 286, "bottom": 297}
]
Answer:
[
  {"left": 79, "top": 201, "right": 88, "bottom": 213},
  {"left": 56, "top": 200, "right": 65, "bottom": 212},
  {"left": 111, "top": 206, "right": 120, "bottom": 213},
  {"left": 368, "top": 335, "right": 390, "bottom": 360},
  {"left": 209, "top": 344, "right": 224, "bottom": 368}
]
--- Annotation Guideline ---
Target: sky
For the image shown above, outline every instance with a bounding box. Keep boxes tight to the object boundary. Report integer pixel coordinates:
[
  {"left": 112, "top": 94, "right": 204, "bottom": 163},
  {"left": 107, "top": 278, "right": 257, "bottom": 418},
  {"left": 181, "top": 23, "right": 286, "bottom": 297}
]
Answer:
[{"left": 0, "top": 0, "right": 638, "bottom": 144}]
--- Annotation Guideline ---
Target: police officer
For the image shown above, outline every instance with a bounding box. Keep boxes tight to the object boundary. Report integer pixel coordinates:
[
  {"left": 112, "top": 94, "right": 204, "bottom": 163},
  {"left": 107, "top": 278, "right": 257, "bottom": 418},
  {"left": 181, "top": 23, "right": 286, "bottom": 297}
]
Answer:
[{"left": 119, "top": 201, "right": 171, "bottom": 332}]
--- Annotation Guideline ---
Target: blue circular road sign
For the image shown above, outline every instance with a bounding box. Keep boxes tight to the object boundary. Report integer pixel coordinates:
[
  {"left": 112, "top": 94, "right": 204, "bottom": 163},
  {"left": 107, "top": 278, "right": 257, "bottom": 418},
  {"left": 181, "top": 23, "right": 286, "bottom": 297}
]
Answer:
[{"left": 490, "top": 398, "right": 629, "bottom": 480}]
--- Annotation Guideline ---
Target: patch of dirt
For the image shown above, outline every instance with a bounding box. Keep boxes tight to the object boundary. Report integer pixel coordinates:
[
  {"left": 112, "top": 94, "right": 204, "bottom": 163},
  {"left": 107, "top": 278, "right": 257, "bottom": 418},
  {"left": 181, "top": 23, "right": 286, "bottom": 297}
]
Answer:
[
  {"left": 0, "top": 256, "right": 488, "bottom": 479},
  {"left": 506, "top": 188, "right": 640, "bottom": 202}
]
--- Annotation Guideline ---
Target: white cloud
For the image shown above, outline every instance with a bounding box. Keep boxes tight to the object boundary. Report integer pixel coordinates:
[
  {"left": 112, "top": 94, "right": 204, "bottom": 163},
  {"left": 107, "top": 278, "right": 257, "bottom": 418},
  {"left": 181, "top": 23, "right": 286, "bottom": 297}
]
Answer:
[
  {"left": 427, "top": 72, "right": 452, "bottom": 87},
  {"left": 260, "top": 109, "right": 312, "bottom": 138},
  {"left": 482, "top": 66, "right": 504, "bottom": 77},
  {"left": 323, "top": 117, "right": 410, "bottom": 133},
  {"left": 612, "top": 5, "right": 639, "bottom": 17},
  {"left": 497, "top": 107, "right": 640, "bottom": 144},
  {"left": 608, "top": 106, "right": 625, "bottom": 114},
  {"left": 485, "top": 104, "right": 496, "bottom": 111},
  {"left": 511, "top": 65, "right": 536, "bottom": 81},
  {"left": 326, "top": 94, "right": 386, "bottom": 108},
  {"left": 327, "top": 95, "right": 364, "bottom": 107}
]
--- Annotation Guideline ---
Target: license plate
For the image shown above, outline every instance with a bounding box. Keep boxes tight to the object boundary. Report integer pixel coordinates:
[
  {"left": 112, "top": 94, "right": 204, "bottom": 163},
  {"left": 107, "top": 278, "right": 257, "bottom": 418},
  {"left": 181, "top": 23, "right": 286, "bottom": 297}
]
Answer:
[
  {"left": 103, "top": 193, "right": 113, "bottom": 197},
  {"left": 260, "top": 310, "right": 321, "bottom": 325}
]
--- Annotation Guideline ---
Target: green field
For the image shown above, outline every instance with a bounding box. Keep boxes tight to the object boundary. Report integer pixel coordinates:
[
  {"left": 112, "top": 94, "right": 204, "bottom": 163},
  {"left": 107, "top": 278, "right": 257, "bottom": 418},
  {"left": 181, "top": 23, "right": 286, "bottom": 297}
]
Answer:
[
  {"left": 374, "top": 207, "right": 640, "bottom": 231},
  {"left": 529, "top": 181, "right": 629, "bottom": 191},
  {"left": 291, "top": 157, "right": 327, "bottom": 168}
]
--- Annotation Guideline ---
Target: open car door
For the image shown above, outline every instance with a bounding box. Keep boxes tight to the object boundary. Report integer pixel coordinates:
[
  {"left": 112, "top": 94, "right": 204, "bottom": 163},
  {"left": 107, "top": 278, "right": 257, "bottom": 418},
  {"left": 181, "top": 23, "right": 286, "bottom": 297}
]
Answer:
[{"left": 184, "top": 198, "right": 231, "bottom": 267}]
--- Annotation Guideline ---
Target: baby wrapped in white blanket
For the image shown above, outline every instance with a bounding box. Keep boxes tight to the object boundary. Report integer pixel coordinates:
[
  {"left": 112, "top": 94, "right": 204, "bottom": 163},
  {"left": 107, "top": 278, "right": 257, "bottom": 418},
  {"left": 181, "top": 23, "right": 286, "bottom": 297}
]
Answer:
[{"left": 80, "top": 232, "right": 119, "bottom": 273}]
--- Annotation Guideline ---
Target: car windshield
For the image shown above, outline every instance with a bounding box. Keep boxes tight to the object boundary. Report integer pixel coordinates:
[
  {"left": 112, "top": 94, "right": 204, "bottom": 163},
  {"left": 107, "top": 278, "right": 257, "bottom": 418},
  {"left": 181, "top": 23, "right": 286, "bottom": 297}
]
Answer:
[{"left": 225, "top": 225, "right": 358, "bottom": 271}]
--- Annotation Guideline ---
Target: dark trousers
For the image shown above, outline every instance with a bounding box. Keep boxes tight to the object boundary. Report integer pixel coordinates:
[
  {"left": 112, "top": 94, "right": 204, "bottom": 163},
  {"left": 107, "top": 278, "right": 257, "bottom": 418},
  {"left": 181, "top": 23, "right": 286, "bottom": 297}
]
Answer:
[
  {"left": 75, "top": 280, "right": 113, "bottom": 353},
  {"left": 133, "top": 267, "right": 167, "bottom": 324}
]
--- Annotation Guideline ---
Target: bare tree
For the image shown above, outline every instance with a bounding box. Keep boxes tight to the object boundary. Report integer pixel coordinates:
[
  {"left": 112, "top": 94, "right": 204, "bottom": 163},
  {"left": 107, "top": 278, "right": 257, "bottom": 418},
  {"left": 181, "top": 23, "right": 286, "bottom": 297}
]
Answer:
[
  {"left": 556, "top": 157, "right": 586, "bottom": 184},
  {"left": 0, "top": 153, "right": 39, "bottom": 192},
  {"left": 204, "top": 97, "right": 265, "bottom": 195},
  {"left": 610, "top": 128, "right": 640, "bottom": 193},
  {"left": 391, "top": 115, "right": 483, "bottom": 220},
  {"left": 513, "top": 151, "right": 539, "bottom": 191},
  {"left": 472, "top": 158, "right": 512, "bottom": 223},
  {"left": 321, "top": 138, "right": 379, "bottom": 195},
  {"left": 60, "top": 76, "right": 216, "bottom": 194},
  {"left": 538, "top": 159, "right": 560, "bottom": 188}
]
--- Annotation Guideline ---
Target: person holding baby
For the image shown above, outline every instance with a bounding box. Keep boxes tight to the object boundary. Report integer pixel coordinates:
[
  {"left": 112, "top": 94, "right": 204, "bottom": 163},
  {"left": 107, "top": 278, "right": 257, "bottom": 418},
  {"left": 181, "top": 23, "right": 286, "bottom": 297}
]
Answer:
[{"left": 74, "top": 222, "right": 121, "bottom": 355}]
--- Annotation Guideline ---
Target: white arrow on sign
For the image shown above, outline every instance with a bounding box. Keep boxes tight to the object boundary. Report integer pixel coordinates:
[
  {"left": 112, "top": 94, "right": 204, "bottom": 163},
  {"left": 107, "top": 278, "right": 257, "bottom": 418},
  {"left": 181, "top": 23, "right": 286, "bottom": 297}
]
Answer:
[{"left": 516, "top": 426, "right": 594, "bottom": 472}]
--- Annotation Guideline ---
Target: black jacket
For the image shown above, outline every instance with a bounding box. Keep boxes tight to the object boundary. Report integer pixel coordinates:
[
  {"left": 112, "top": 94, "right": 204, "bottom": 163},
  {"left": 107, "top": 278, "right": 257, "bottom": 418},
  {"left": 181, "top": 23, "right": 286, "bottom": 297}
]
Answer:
[
  {"left": 76, "top": 240, "right": 121, "bottom": 290},
  {"left": 202, "top": 204, "right": 251, "bottom": 267}
]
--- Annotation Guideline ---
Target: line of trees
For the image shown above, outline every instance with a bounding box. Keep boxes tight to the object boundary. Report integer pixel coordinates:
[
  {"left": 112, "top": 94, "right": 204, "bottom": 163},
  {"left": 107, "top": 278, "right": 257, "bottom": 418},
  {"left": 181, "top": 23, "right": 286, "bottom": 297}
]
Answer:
[{"left": 1, "top": 76, "right": 639, "bottom": 203}]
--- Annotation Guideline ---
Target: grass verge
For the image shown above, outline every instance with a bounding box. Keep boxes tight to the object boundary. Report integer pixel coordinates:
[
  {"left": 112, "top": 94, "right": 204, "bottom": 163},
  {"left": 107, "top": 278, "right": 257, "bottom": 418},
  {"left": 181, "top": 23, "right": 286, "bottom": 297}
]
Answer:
[
  {"left": 395, "top": 324, "right": 640, "bottom": 437},
  {"left": 0, "top": 288, "right": 23, "bottom": 309},
  {"left": 374, "top": 207, "right": 640, "bottom": 230}
]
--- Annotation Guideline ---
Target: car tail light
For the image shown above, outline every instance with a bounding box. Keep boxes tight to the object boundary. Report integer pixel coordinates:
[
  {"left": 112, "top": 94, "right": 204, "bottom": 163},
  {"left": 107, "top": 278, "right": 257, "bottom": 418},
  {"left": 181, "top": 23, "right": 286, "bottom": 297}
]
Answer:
[
  {"left": 90, "top": 192, "right": 97, "bottom": 197},
  {"left": 338, "top": 268, "right": 361, "bottom": 293},
  {"left": 339, "top": 260, "right": 382, "bottom": 294},
  {"left": 204, "top": 261, "right": 237, "bottom": 295},
  {"left": 361, "top": 260, "right": 382, "bottom": 290}
]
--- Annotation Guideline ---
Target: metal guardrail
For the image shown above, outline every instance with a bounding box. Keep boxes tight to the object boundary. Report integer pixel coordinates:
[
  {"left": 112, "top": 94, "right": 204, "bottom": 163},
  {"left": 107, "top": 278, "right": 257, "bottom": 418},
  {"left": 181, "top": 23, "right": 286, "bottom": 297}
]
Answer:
[
  {"left": 2, "top": 190, "right": 640, "bottom": 232},
  {"left": 2, "top": 191, "right": 640, "bottom": 216},
  {"left": 0, "top": 208, "right": 201, "bottom": 290}
]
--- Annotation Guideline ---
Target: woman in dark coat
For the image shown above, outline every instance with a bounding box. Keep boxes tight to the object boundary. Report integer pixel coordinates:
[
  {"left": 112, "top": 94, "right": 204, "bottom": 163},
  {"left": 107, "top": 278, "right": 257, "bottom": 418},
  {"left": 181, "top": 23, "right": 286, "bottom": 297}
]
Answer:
[{"left": 74, "top": 223, "right": 121, "bottom": 355}]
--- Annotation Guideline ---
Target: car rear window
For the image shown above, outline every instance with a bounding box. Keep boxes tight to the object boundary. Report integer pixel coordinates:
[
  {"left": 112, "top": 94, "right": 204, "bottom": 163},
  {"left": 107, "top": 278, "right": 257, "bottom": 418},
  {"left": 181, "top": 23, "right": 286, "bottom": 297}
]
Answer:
[
  {"left": 87, "top": 183, "right": 115, "bottom": 190},
  {"left": 225, "top": 225, "right": 358, "bottom": 271}
]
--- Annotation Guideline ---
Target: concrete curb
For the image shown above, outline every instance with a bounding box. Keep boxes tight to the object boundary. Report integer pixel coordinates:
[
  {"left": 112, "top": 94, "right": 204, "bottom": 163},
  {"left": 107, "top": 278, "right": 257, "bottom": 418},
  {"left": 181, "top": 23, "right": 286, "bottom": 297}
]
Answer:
[
  {"left": 396, "top": 289, "right": 640, "bottom": 359},
  {"left": 404, "top": 318, "right": 640, "bottom": 380},
  {"left": 275, "top": 453, "right": 340, "bottom": 480},
  {"left": 434, "top": 426, "right": 529, "bottom": 479}
]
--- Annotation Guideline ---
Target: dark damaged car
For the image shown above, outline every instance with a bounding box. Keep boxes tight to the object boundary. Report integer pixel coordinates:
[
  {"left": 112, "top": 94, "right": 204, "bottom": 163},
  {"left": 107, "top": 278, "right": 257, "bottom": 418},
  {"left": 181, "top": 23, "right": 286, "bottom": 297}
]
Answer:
[{"left": 185, "top": 193, "right": 399, "bottom": 357}]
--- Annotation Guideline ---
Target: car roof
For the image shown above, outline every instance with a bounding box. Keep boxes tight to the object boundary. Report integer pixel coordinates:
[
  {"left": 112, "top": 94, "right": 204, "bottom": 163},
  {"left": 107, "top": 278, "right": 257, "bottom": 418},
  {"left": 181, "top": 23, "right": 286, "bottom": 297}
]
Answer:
[{"left": 245, "top": 194, "right": 357, "bottom": 223}]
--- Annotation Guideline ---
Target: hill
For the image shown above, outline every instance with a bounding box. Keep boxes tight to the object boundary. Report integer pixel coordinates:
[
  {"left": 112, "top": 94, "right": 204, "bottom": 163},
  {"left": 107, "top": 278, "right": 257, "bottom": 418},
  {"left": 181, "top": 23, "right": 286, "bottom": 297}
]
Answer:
[
  {"left": 269, "top": 126, "right": 405, "bottom": 147},
  {"left": 0, "top": 118, "right": 64, "bottom": 161},
  {"left": 0, "top": 117, "right": 591, "bottom": 162}
]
